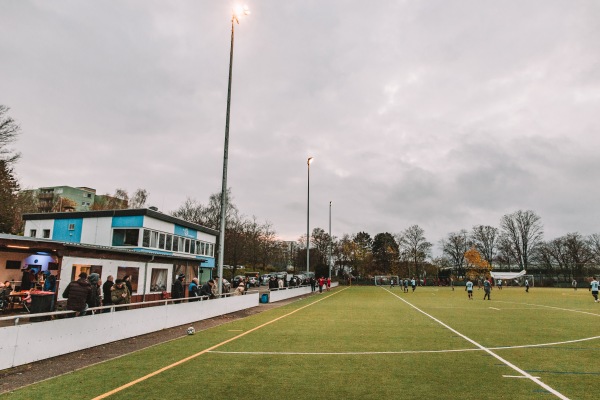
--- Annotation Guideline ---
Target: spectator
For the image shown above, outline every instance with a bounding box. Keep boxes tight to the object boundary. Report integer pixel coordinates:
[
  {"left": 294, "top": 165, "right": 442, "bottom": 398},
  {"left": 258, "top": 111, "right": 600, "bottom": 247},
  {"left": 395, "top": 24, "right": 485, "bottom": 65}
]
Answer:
[
  {"left": 88, "top": 273, "right": 102, "bottom": 312},
  {"left": 123, "top": 275, "right": 133, "bottom": 298},
  {"left": 212, "top": 276, "right": 220, "bottom": 298},
  {"left": 327, "top": 277, "right": 331, "bottom": 292},
  {"left": 20, "top": 268, "right": 31, "bottom": 291},
  {"left": 318, "top": 277, "right": 325, "bottom": 293},
  {"left": 111, "top": 279, "right": 131, "bottom": 311},
  {"left": 43, "top": 271, "right": 56, "bottom": 292},
  {"left": 310, "top": 277, "right": 316, "bottom": 292},
  {"left": 103, "top": 275, "right": 114, "bottom": 311},
  {"left": 172, "top": 273, "right": 185, "bottom": 302},
  {"left": 269, "top": 276, "right": 278, "bottom": 290},
  {"left": 278, "top": 277, "right": 284, "bottom": 289},
  {"left": 189, "top": 277, "right": 200, "bottom": 300},
  {"left": 200, "top": 280, "right": 215, "bottom": 298},
  {"left": 234, "top": 281, "right": 245, "bottom": 296},
  {"left": 62, "top": 272, "right": 92, "bottom": 317}
]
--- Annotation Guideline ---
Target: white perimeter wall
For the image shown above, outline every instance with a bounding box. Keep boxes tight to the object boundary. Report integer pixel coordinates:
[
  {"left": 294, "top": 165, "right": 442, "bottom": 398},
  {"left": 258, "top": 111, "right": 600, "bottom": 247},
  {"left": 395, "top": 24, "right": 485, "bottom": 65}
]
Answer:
[
  {"left": 269, "top": 282, "right": 339, "bottom": 302},
  {"left": 0, "top": 293, "right": 259, "bottom": 370}
]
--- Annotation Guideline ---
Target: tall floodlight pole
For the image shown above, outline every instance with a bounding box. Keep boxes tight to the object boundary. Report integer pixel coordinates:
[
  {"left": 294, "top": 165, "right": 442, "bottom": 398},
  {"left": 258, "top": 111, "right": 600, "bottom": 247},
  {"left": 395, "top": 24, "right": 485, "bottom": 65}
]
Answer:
[
  {"left": 306, "top": 157, "right": 313, "bottom": 273},
  {"left": 217, "top": 5, "right": 250, "bottom": 295},
  {"left": 328, "top": 201, "right": 332, "bottom": 279}
]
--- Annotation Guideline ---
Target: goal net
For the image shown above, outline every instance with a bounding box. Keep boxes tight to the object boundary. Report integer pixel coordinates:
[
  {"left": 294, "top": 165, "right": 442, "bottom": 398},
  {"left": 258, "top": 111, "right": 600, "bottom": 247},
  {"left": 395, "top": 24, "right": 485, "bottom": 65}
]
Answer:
[
  {"left": 374, "top": 276, "right": 400, "bottom": 286},
  {"left": 515, "top": 275, "right": 534, "bottom": 287}
]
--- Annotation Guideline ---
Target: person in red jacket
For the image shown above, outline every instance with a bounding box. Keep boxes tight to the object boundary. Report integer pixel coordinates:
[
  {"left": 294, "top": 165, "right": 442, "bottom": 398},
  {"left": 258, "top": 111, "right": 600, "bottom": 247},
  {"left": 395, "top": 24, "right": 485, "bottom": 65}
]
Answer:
[
  {"left": 318, "top": 277, "right": 325, "bottom": 294},
  {"left": 326, "top": 277, "right": 331, "bottom": 291}
]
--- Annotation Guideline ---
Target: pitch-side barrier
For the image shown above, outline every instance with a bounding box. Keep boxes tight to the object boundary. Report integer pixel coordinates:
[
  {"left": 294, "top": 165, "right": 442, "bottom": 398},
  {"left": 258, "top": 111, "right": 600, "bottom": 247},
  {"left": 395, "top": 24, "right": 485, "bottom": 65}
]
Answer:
[{"left": 0, "top": 292, "right": 258, "bottom": 370}]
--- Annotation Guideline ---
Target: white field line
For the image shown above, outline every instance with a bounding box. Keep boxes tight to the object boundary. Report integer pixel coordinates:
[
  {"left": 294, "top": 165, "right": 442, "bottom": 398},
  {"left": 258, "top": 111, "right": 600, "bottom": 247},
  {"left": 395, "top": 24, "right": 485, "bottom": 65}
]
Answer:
[
  {"left": 489, "top": 307, "right": 501, "bottom": 310},
  {"left": 92, "top": 288, "right": 347, "bottom": 400},
  {"left": 382, "top": 287, "right": 570, "bottom": 400},
  {"left": 495, "top": 300, "right": 600, "bottom": 318},
  {"left": 209, "top": 334, "right": 600, "bottom": 355}
]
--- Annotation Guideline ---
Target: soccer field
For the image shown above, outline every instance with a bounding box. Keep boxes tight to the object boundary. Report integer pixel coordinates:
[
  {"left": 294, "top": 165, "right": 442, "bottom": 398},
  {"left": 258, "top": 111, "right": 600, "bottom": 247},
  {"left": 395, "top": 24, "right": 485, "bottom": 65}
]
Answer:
[{"left": 3, "top": 286, "right": 599, "bottom": 399}]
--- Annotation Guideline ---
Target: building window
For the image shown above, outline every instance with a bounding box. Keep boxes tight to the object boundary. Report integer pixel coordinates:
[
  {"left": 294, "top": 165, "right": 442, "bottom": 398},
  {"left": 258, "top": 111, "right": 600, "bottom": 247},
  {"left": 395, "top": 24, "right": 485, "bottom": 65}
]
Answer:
[
  {"left": 112, "top": 229, "right": 140, "bottom": 246},
  {"left": 68, "top": 224, "right": 75, "bottom": 231},
  {"left": 166, "top": 234, "right": 172, "bottom": 251},
  {"left": 29, "top": 229, "right": 37, "bottom": 238},
  {"left": 184, "top": 239, "right": 190, "bottom": 253},
  {"left": 150, "top": 231, "right": 158, "bottom": 248},
  {"left": 143, "top": 229, "right": 150, "bottom": 247},
  {"left": 190, "top": 240, "right": 196, "bottom": 254},
  {"left": 172, "top": 236, "right": 179, "bottom": 252},
  {"left": 150, "top": 268, "right": 168, "bottom": 292},
  {"left": 6, "top": 260, "right": 21, "bottom": 269},
  {"left": 43, "top": 229, "right": 51, "bottom": 238},
  {"left": 159, "top": 233, "right": 166, "bottom": 249},
  {"left": 117, "top": 266, "right": 139, "bottom": 293}
]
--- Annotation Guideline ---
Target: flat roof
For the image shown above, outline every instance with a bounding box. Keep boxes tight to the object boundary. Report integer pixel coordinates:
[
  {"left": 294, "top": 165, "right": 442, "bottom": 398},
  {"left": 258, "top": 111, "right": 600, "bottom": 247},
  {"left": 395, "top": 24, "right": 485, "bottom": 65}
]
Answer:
[
  {"left": 0, "top": 234, "right": 209, "bottom": 265},
  {"left": 22, "top": 208, "right": 219, "bottom": 236}
]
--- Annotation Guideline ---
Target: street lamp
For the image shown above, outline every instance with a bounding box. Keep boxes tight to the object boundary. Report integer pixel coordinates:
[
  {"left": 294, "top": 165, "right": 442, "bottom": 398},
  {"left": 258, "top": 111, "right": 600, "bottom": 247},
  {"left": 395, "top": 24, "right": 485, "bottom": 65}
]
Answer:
[
  {"left": 217, "top": 5, "right": 250, "bottom": 296},
  {"left": 306, "top": 157, "right": 313, "bottom": 273},
  {"left": 328, "top": 200, "right": 332, "bottom": 280}
]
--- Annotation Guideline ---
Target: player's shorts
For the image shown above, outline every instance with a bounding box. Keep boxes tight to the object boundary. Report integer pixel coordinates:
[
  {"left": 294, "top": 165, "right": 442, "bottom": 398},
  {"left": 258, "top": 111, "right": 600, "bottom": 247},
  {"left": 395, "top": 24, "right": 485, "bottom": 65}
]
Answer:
[{"left": 467, "top": 290, "right": 473, "bottom": 293}]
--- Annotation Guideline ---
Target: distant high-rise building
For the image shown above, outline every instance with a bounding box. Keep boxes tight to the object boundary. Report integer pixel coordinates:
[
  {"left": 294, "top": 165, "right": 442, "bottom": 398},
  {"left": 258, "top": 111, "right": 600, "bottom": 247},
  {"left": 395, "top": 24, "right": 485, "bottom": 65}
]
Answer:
[{"left": 24, "top": 186, "right": 128, "bottom": 213}]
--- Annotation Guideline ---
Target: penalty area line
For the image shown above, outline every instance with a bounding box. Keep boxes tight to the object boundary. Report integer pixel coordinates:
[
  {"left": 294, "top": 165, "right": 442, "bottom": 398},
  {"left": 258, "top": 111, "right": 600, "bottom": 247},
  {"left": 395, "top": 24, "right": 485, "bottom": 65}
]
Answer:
[
  {"left": 381, "top": 287, "right": 570, "bottom": 400},
  {"left": 92, "top": 288, "right": 347, "bottom": 400}
]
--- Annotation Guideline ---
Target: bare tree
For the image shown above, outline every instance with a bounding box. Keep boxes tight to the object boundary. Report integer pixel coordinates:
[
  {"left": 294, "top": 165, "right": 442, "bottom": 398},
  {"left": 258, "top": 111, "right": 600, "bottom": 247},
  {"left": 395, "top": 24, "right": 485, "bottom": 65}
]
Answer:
[
  {"left": 397, "top": 225, "right": 432, "bottom": 278},
  {"left": 471, "top": 225, "right": 499, "bottom": 268},
  {"left": 439, "top": 229, "right": 470, "bottom": 276},
  {"left": 171, "top": 197, "right": 206, "bottom": 223},
  {"left": 499, "top": 210, "right": 543, "bottom": 270},
  {"left": 0, "top": 105, "right": 21, "bottom": 164},
  {"left": 129, "top": 189, "right": 149, "bottom": 209}
]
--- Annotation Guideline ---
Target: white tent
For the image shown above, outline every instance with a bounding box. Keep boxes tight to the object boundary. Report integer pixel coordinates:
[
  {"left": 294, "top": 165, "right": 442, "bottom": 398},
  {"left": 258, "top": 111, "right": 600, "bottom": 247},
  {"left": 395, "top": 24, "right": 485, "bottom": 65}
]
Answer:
[{"left": 490, "top": 270, "right": 526, "bottom": 280}]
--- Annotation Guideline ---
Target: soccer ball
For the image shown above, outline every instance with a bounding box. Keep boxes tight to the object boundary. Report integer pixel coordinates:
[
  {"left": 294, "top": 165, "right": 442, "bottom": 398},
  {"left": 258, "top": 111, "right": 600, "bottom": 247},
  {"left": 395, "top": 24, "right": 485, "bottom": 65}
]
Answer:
[{"left": 187, "top": 326, "right": 195, "bottom": 335}]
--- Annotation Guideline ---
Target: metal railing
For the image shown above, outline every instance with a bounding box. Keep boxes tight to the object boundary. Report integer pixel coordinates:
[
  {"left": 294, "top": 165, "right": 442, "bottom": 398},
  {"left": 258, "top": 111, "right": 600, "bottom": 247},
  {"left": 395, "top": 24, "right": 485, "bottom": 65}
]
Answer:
[{"left": 0, "top": 289, "right": 261, "bottom": 326}]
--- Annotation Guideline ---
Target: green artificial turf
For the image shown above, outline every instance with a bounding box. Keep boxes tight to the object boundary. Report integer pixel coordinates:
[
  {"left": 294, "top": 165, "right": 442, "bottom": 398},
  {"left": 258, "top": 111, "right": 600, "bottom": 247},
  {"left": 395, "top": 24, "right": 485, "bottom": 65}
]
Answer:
[{"left": 2, "top": 286, "right": 598, "bottom": 399}]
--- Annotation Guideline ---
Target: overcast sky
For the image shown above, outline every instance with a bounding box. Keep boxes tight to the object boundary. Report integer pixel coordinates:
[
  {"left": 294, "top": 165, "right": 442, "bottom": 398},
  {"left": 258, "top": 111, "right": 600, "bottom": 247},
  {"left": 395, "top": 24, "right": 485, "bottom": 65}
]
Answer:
[{"left": 1, "top": 1, "right": 599, "bottom": 248}]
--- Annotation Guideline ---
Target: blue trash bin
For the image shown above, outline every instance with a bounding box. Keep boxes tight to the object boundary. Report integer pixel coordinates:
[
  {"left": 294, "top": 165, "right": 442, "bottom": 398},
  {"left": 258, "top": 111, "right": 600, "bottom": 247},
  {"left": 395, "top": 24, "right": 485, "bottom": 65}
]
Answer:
[{"left": 260, "top": 293, "right": 269, "bottom": 303}]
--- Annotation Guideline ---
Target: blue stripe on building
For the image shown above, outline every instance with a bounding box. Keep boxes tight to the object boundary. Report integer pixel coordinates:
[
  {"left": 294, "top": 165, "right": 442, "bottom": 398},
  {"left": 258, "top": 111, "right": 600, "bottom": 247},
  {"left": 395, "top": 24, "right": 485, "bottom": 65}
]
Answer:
[
  {"left": 52, "top": 218, "right": 83, "bottom": 243},
  {"left": 199, "top": 257, "right": 215, "bottom": 267},
  {"left": 174, "top": 224, "right": 197, "bottom": 239},
  {"left": 112, "top": 215, "right": 144, "bottom": 227}
]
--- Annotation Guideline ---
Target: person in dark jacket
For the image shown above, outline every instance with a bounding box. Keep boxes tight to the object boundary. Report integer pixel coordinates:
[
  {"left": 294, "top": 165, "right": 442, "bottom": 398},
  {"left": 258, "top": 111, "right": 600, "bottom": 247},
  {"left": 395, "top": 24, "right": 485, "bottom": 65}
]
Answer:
[
  {"left": 111, "top": 279, "right": 130, "bottom": 311},
  {"left": 87, "top": 273, "right": 102, "bottom": 311},
  {"left": 123, "top": 275, "right": 133, "bottom": 298},
  {"left": 62, "top": 272, "right": 92, "bottom": 316},
  {"left": 200, "top": 280, "right": 215, "bottom": 298},
  {"left": 20, "top": 268, "right": 31, "bottom": 291},
  {"left": 172, "top": 273, "right": 185, "bottom": 303},
  {"left": 103, "top": 275, "right": 114, "bottom": 311},
  {"left": 200, "top": 279, "right": 215, "bottom": 299}
]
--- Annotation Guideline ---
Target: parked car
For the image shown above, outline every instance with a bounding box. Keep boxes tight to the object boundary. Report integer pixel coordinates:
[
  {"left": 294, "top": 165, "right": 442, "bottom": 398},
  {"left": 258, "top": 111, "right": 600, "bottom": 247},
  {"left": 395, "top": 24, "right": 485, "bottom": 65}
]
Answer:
[{"left": 247, "top": 276, "right": 259, "bottom": 287}]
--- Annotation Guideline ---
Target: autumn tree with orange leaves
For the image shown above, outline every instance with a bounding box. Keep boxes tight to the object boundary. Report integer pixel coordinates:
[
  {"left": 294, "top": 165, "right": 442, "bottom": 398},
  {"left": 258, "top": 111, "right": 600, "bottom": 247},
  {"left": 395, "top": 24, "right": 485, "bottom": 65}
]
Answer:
[{"left": 464, "top": 247, "right": 492, "bottom": 280}]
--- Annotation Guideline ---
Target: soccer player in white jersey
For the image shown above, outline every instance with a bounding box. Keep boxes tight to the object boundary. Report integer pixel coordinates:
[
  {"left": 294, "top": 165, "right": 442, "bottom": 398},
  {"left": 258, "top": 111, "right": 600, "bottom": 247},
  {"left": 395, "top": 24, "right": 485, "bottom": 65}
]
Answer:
[
  {"left": 590, "top": 276, "right": 599, "bottom": 303},
  {"left": 465, "top": 279, "right": 473, "bottom": 300}
]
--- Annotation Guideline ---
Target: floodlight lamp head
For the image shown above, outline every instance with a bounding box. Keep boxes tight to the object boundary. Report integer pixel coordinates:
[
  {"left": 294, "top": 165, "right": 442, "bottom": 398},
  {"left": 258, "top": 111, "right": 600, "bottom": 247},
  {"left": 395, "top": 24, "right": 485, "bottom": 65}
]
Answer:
[
  {"left": 307, "top": 157, "right": 313, "bottom": 165},
  {"left": 233, "top": 5, "right": 250, "bottom": 23}
]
